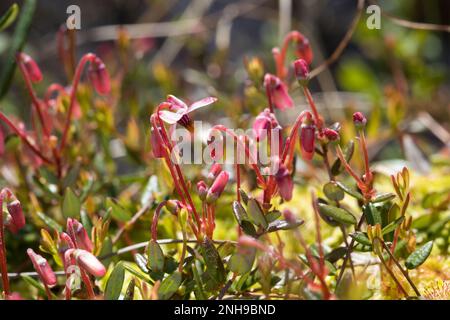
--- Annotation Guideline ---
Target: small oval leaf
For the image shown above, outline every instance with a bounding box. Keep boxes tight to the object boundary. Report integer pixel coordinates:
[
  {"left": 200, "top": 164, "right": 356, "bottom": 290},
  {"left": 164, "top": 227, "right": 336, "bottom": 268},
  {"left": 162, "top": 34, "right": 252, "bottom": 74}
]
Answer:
[
  {"left": 318, "top": 203, "right": 357, "bottom": 226},
  {"left": 405, "top": 241, "right": 433, "bottom": 270},
  {"left": 373, "top": 192, "right": 396, "bottom": 203},
  {"left": 323, "top": 182, "right": 345, "bottom": 201},
  {"left": 247, "top": 198, "right": 268, "bottom": 229},
  {"left": 158, "top": 272, "right": 182, "bottom": 300},
  {"left": 229, "top": 247, "right": 256, "bottom": 275},
  {"left": 147, "top": 240, "right": 165, "bottom": 272},
  {"left": 62, "top": 188, "right": 81, "bottom": 218},
  {"left": 104, "top": 262, "right": 125, "bottom": 300}
]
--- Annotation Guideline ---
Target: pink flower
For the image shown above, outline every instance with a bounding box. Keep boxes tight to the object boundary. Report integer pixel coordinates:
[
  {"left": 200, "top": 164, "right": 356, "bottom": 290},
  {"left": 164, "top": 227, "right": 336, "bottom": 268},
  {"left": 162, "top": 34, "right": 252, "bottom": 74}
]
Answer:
[
  {"left": 0, "top": 188, "right": 26, "bottom": 233},
  {"left": 18, "top": 53, "right": 43, "bottom": 83},
  {"left": 27, "top": 249, "right": 57, "bottom": 287},
  {"left": 72, "top": 249, "right": 106, "bottom": 278},
  {"left": 294, "top": 59, "right": 310, "bottom": 86},
  {"left": 150, "top": 114, "right": 166, "bottom": 159},
  {"left": 207, "top": 163, "right": 222, "bottom": 181},
  {"left": 275, "top": 164, "right": 293, "bottom": 201},
  {"left": 206, "top": 171, "right": 229, "bottom": 203},
  {"left": 88, "top": 56, "right": 111, "bottom": 95},
  {"left": 158, "top": 95, "right": 218, "bottom": 131},
  {"left": 196, "top": 181, "right": 208, "bottom": 201},
  {"left": 252, "top": 108, "right": 280, "bottom": 141},
  {"left": 323, "top": 128, "right": 340, "bottom": 144},
  {"left": 264, "top": 74, "right": 294, "bottom": 110},
  {"left": 66, "top": 218, "right": 93, "bottom": 252},
  {"left": 353, "top": 112, "right": 367, "bottom": 129},
  {"left": 295, "top": 37, "right": 313, "bottom": 65},
  {"left": 300, "top": 123, "right": 316, "bottom": 161}
]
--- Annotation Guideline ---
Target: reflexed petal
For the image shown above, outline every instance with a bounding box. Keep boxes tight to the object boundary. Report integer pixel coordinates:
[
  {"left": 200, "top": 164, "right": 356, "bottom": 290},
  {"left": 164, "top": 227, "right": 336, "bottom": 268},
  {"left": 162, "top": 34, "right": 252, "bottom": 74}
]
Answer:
[
  {"left": 158, "top": 110, "right": 184, "bottom": 124},
  {"left": 167, "top": 95, "right": 188, "bottom": 111},
  {"left": 188, "top": 97, "right": 218, "bottom": 113}
]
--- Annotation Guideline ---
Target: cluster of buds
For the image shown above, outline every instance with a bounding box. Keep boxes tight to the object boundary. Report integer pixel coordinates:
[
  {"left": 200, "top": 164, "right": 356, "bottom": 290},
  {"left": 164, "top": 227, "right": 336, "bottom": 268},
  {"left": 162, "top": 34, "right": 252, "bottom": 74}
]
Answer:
[{"left": 198, "top": 164, "right": 229, "bottom": 204}]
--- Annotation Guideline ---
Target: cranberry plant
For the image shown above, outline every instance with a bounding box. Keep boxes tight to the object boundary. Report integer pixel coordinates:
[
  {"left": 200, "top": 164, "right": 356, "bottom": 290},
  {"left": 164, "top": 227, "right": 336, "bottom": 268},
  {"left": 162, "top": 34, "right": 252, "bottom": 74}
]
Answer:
[{"left": 0, "top": 3, "right": 449, "bottom": 300}]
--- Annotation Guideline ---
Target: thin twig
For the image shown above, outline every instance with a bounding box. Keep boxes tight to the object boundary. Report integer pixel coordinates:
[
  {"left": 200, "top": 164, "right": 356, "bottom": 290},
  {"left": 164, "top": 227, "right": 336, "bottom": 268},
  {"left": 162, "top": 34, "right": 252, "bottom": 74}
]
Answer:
[{"left": 309, "top": 0, "right": 365, "bottom": 79}]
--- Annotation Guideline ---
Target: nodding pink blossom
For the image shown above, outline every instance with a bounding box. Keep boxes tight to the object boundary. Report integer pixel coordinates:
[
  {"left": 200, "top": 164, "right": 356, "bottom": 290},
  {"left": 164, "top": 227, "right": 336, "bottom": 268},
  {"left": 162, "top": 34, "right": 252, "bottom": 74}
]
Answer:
[
  {"left": 0, "top": 188, "right": 26, "bottom": 233},
  {"left": 323, "top": 128, "right": 340, "bottom": 144},
  {"left": 294, "top": 59, "right": 310, "bottom": 86},
  {"left": 299, "top": 113, "right": 316, "bottom": 161},
  {"left": 207, "top": 163, "right": 222, "bottom": 181},
  {"left": 275, "top": 164, "right": 294, "bottom": 201},
  {"left": 264, "top": 74, "right": 294, "bottom": 110},
  {"left": 18, "top": 53, "right": 43, "bottom": 83},
  {"left": 27, "top": 249, "right": 57, "bottom": 287},
  {"left": 196, "top": 181, "right": 208, "bottom": 201},
  {"left": 353, "top": 112, "right": 367, "bottom": 129},
  {"left": 150, "top": 114, "right": 166, "bottom": 159},
  {"left": 158, "top": 95, "right": 218, "bottom": 131},
  {"left": 252, "top": 108, "right": 280, "bottom": 141},
  {"left": 88, "top": 57, "right": 111, "bottom": 95},
  {"left": 206, "top": 171, "right": 229, "bottom": 203},
  {"left": 66, "top": 218, "right": 93, "bottom": 252},
  {"left": 72, "top": 249, "right": 106, "bottom": 278}
]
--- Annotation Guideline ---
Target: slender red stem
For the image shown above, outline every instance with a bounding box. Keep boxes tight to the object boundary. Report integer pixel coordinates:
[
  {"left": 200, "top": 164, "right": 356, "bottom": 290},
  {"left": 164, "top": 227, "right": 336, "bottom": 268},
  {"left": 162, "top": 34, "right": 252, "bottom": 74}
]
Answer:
[
  {"left": 0, "top": 196, "right": 10, "bottom": 297},
  {"left": 59, "top": 53, "right": 96, "bottom": 153},
  {"left": 303, "top": 87, "right": 323, "bottom": 132},
  {"left": 151, "top": 201, "right": 167, "bottom": 242},
  {"left": 0, "top": 111, "right": 53, "bottom": 164}
]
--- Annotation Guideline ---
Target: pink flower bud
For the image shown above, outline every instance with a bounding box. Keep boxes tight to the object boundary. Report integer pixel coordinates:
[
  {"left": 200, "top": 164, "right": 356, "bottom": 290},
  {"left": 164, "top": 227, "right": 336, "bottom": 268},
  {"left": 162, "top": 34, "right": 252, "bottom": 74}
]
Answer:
[
  {"left": 165, "top": 200, "right": 182, "bottom": 215},
  {"left": 294, "top": 59, "right": 310, "bottom": 86},
  {"left": 275, "top": 165, "right": 293, "bottom": 201},
  {"left": 27, "top": 249, "right": 57, "bottom": 287},
  {"left": 323, "top": 128, "right": 340, "bottom": 144},
  {"left": 19, "top": 53, "right": 43, "bottom": 83},
  {"left": 264, "top": 74, "right": 294, "bottom": 110},
  {"left": 150, "top": 114, "right": 166, "bottom": 159},
  {"left": 206, "top": 171, "right": 229, "bottom": 203},
  {"left": 73, "top": 249, "right": 106, "bottom": 278},
  {"left": 6, "top": 199, "right": 25, "bottom": 231},
  {"left": 300, "top": 122, "right": 316, "bottom": 161},
  {"left": 353, "top": 112, "right": 367, "bottom": 129},
  {"left": 88, "top": 57, "right": 110, "bottom": 95},
  {"left": 66, "top": 218, "right": 93, "bottom": 252},
  {"left": 253, "top": 109, "right": 272, "bottom": 141},
  {"left": 196, "top": 181, "right": 208, "bottom": 201},
  {"left": 207, "top": 163, "right": 222, "bottom": 181}
]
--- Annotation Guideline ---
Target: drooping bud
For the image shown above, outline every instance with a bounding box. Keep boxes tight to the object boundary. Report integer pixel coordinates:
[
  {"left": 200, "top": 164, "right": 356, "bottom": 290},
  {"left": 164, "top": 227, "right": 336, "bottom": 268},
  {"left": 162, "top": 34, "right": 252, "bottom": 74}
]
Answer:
[
  {"left": 292, "top": 33, "right": 313, "bottom": 65},
  {"left": 6, "top": 199, "right": 25, "bottom": 231},
  {"left": 72, "top": 249, "right": 106, "bottom": 277},
  {"left": 323, "top": 128, "right": 340, "bottom": 145},
  {"left": 207, "top": 163, "right": 222, "bottom": 181},
  {"left": 353, "top": 112, "right": 367, "bottom": 129},
  {"left": 299, "top": 112, "right": 315, "bottom": 161},
  {"left": 88, "top": 56, "right": 111, "bottom": 95},
  {"left": 275, "top": 164, "right": 293, "bottom": 201},
  {"left": 150, "top": 114, "right": 166, "bottom": 159},
  {"left": 196, "top": 181, "right": 208, "bottom": 201},
  {"left": 19, "top": 53, "right": 43, "bottom": 83},
  {"left": 0, "top": 126, "right": 4, "bottom": 157},
  {"left": 165, "top": 200, "right": 181, "bottom": 215},
  {"left": 206, "top": 171, "right": 229, "bottom": 203},
  {"left": 27, "top": 249, "right": 57, "bottom": 287},
  {"left": 264, "top": 74, "right": 294, "bottom": 110},
  {"left": 294, "top": 59, "right": 310, "bottom": 86},
  {"left": 252, "top": 109, "right": 272, "bottom": 141},
  {"left": 66, "top": 218, "right": 93, "bottom": 252}
]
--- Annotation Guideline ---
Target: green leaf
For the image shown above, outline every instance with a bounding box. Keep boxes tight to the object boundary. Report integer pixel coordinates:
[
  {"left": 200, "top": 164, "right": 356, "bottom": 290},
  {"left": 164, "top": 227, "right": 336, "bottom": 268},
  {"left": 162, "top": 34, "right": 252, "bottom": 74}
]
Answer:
[
  {"left": 265, "top": 210, "right": 281, "bottom": 223},
  {"left": 232, "top": 201, "right": 257, "bottom": 237},
  {"left": 335, "top": 181, "right": 364, "bottom": 201},
  {"left": 104, "top": 262, "right": 125, "bottom": 300},
  {"left": 158, "top": 272, "right": 182, "bottom": 300},
  {"left": 247, "top": 198, "right": 268, "bottom": 229},
  {"left": 123, "top": 279, "right": 135, "bottom": 300},
  {"left": 266, "top": 219, "right": 304, "bottom": 233},
  {"left": 317, "top": 203, "right": 357, "bottom": 226},
  {"left": 405, "top": 241, "right": 433, "bottom": 269},
  {"left": 0, "top": 0, "right": 36, "bottom": 98},
  {"left": 363, "top": 203, "right": 382, "bottom": 226},
  {"left": 147, "top": 240, "right": 165, "bottom": 272},
  {"left": 382, "top": 216, "right": 405, "bottom": 235},
  {"left": 229, "top": 248, "right": 256, "bottom": 275},
  {"left": 0, "top": 4, "right": 19, "bottom": 32},
  {"left": 36, "top": 211, "right": 62, "bottom": 232},
  {"left": 323, "top": 182, "right": 345, "bottom": 201},
  {"left": 200, "top": 237, "right": 226, "bottom": 287},
  {"left": 62, "top": 188, "right": 81, "bottom": 218},
  {"left": 106, "top": 198, "right": 132, "bottom": 222},
  {"left": 350, "top": 232, "right": 372, "bottom": 246},
  {"left": 331, "top": 140, "right": 354, "bottom": 176},
  {"left": 372, "top": 192, "right": 396, "bottom": 203}
]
